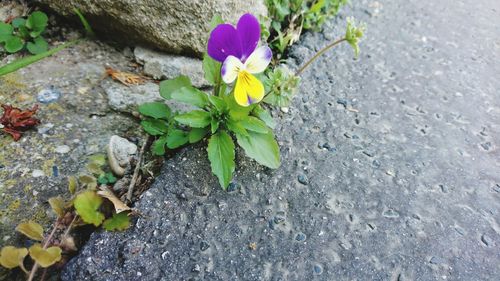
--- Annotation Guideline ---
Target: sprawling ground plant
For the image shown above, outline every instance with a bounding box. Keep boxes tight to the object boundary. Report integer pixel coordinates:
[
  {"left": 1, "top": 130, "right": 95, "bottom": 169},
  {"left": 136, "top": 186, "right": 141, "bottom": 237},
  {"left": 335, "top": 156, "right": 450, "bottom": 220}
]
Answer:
[
  {"left": 0, "top": 11, "right": 49, "bottom": 54},
  {"left": 140, "top": 14, "right": 364, "bottom": 189}
]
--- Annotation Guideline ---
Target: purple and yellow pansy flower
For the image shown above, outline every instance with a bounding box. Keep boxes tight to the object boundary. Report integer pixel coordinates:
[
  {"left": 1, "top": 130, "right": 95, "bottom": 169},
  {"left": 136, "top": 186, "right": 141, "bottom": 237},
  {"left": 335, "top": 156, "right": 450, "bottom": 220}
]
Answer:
[{"left": 207, "top": 13, "right": 272, "bottom": 107}]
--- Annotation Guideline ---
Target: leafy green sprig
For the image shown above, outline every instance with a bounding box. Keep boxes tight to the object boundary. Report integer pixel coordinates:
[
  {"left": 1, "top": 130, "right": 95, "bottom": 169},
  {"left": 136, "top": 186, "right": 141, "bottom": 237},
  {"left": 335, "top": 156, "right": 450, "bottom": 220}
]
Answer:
[{"left": 0, "top": 11, "right": 49, "bottom": 55}]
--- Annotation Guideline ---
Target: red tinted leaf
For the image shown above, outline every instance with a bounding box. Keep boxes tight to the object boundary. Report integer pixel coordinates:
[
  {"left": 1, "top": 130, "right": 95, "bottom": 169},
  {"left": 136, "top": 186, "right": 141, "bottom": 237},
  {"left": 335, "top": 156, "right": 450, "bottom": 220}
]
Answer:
[{"left": 0, "top": 104, "right": 40, "bottom": 141}]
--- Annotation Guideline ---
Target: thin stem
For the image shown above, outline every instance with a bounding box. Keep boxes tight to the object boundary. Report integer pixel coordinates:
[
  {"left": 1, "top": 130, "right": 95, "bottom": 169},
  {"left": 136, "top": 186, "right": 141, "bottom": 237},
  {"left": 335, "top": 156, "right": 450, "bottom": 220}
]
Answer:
[
  {"left": 27, "top": 221, "right": 59, "bottom": 281},
  {"left": 127, "top": 135, "right": 150, "bottom": 202},
  {"left": 62, "top": 215, "right": 78, "bottom": 238},
  {"left": 294, "top": 37, "right": 346, "bottom": 77}
]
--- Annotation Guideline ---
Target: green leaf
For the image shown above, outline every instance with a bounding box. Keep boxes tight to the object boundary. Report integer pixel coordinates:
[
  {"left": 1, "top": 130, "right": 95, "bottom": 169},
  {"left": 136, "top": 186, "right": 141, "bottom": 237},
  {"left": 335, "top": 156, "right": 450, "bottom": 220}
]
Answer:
[
  {"left": 174, "top": 110, "right": 211, "bottom": 128},
  {"left": 159, "top": 75, "right": 191, "bottom": 99},
  {"left": 68, "top": 175, "right": 78, "bottom": 194},
  {"left": 166, "top": 129, "right": 189, "bottom": 149},
  {"left": 89, "top": 154, "right": 106, "bottom": 166},
  {"left": 11, "top": 18, "right": 26, "bottom": 28},
  {"left": 0, "top": 246, "right": 28, "bottom": 269},
  {"left": 103, "top": 212, "right": 131, "bottom": 231},
  {"left": 141, "top": 119, "right": 168, "bottom": 136},
  {"left": 210, "top": 117, "right": 220, "bottom": 134},
  {"left": 106, "top": 172, "right": 117, "bottom": 183},
  {"left": 240, "top": 116, "right": 270, "bottom": 133},
  {"left": 226, "top": 119, "right": 249, "bottom": 137},
  {"left": 78, "top": 175, "right": 97, "bottom": 189},
  {"left": 188, "top": 127, "right": 209, "bottom": 143},
  {"left": 236, "top": 130, "right": 280, "bottom": 169},
  {"left": 28, "top": 244, "right": 61, "bottom": 268},
  {"left": 252, "top": 105, "right": 276, "bottom": 129},
  {"left": 0, "top": 23, "right": 13, "bottom": 43},
  {"left": 226, "top": 93, "right": 255, "bottom": 120},
  {"left": 16, "top": 221, "right": 44, "bottom": 241},
  {"left": 207, "top": 130, "right": 235, "bottom": 189},
  {"left": 209, "top": 15, "right": 224, "bottom": 30},
  {"left": 171, "top": 86, "right": 209, "bottom": 108},
  {"left": 26, "top": 37, "right": 48, "bottom": 54},
  {"left": 152, "top": 135, "right": 168, "bottom": 155},
  {"left": 203, "top": 53, "right": 221, "bottom": 86},
  {"left": 48, "top": 197, "right": 65, "bottom": 218},
  {"left": 74, "top": 190, "right": 105, "bottom": 226},
  {"left": 86, "top": 162, "right": 104, "bottom": 176},
  {"left": 26, "top": 11, "right": 48, "bottom": 32},
  {"left": 138, "top": 102, "right": 171, "bottom": 119},
  {"left": 17, "top": 25, "right": 29, "bottom": 38},
  {"left": 208, "top": 95, "right": 226, "bottom": 112},
  {"left": 4, "top": 36, "right": 23, "bottom": 53},
  {"left": 73, "top": 8, "right": 95, "bottom": 37}
]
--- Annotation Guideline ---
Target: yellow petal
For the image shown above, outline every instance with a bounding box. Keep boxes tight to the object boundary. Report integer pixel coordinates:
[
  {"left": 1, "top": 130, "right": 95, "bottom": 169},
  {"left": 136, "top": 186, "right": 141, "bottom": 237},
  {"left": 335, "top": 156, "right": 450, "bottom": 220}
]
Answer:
[{"left": 234, "top": 71, "right": 264, "bottom": 107}]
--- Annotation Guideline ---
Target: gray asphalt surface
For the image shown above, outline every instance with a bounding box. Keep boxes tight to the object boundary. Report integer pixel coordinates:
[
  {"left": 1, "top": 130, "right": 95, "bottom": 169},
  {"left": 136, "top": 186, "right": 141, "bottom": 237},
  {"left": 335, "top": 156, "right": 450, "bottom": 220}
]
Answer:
[{"left": 62, "top": 0, "right": 500, "bottom": 280}]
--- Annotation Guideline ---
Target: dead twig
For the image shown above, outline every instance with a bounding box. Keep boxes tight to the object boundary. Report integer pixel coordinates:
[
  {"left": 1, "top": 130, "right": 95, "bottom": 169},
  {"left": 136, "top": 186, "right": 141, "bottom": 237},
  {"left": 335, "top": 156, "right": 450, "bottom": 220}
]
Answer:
[{"left": 127, "top": 135, "right": 151, "bottom": 202}]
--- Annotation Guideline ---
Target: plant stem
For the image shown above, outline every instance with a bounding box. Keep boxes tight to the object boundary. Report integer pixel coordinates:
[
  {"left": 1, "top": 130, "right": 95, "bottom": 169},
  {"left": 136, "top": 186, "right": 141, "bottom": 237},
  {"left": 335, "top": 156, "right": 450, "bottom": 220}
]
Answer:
[
  {"left": 27, "top": 221, "right": 59, "bottom": 281},
  {"left": 127, "top": 135, "right": 150, "bottom": 202},
  {"left": 294, "top": 37, "right": 346, "bottom": 77}
]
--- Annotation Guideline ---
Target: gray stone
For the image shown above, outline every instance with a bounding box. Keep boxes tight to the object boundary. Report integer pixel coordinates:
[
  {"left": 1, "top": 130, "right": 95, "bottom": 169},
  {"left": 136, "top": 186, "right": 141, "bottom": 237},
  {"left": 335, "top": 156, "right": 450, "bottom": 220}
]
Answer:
[
  {"left": 107, "top": 135, "right": 137, "bottom": 176},
  {"left": 134, "top": 47, "right": 209, "bottom": 88},
  {"left": 36, "top": 0, "right": 268, "bottom": 56},
  {"left": 103, "top": 80, "right": 161, "bottom": 113},
  {"left": 61, "top": 0, "right": 500, "bottom": 280}
]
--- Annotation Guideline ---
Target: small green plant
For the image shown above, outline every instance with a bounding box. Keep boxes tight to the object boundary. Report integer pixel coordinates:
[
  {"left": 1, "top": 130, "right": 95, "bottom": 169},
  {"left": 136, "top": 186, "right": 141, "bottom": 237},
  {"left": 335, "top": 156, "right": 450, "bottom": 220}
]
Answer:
[
  {"left": 263, "top": 0, "right": 349, "bottom": 59},
  {"left": 0, "top": 11, "right": 49, "bottom": 55},
  {"left": 140, "top": 14, "right": 364, "bottom": 190}
]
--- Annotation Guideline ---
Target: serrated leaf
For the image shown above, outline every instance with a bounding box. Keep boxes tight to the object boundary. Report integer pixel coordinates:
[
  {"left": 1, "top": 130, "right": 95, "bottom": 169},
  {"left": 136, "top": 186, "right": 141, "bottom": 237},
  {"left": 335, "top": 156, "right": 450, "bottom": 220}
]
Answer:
[
  {"left": 188, "top": 127, "right": 209, "bottom": 143},
  {"left": 152, "top": 135, "right": 168, "bottom": 155},
  {"left": 174, "top": 110, "right": 211, "bottom": 128},
  {"left": 48, "top": 197, "right": 65, "bottom": 218},
  {"left": 207, "top": 130, "right": 235, "bottom": 189},
  {"left": 252, "top": 105, "right": 276, "bottom": 129},
  {"left": 0, "top": 246, "right": 28, "bottom": 269},
  {"left": 26, "top": 37, "right": 48, "bottom": 54},
  {"left": 236, "top": 130, "right": 280, "bottom": 169},
  {"left": 97, "top": 186, "right": 131, "bottom": 213},
  {"left": 74, "top": 190, "right": 105, "bottom": 226},
  {"left": 16, "top": 221, "right": 44, "bottom": 241},
  {"left": 5, "top": 36, "right": 23, "bottom": 53},
  {"left": 141, "top": 119, "right": 168, "bottom": 136},
  {"left": 171, "top": 86, "right": 209, "bottom": 108},
  {"left": 240, "top": 116, "right": 269, "bottom": 133},
  {"left": 208, "top": 95, "right": 226, "bottom": 112},
  {"left": 28, "top": 244, "right": 61, "bottom": 268},
  {"left": 227, "top": 119, "right": 249, "bottom": 137},
  {"left": 166, "top": 129, "right": 188, "bottom": 149},
  {"left": 68, "top": 175, "right": 78, "bottom": 194},
  {"left": 103, "top": 212, "right": 131, "bottom": 231},
  {"left": 203, "top": 54, "right": 220, "bottom": 86},
  {"left": 211, "top": 117, "right": 219, "bottom": 134},
  {"left": 138, "top": 102, "right": 171, "bottom": 119},
  {"left": 159, "top": 75, "right": 191, "bottom": 100}
]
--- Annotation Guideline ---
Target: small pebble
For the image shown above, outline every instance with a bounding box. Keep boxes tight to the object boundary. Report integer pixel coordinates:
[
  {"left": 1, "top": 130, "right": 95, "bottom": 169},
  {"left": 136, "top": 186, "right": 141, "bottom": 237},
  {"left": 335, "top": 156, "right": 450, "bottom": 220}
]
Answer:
[
  {"left": 481, "top": 234, "right": 493, "bottom": 246},
  {"left": 55, "top": 145, "right": 70, "bottom": 154},
  {"left": 32, "top": 169, "right": 45, "bottom": 178},
  {"left": 192, "top": 264, "right": 201, "bottom": 273},
  {"left": 281, "top": 107, "right": 289, "bottom": 113},
  {"left": 37, "top": 86, "right": 61, "bottom": 104},
  {"left": 295, "top": 232, "right": 307, "bottom": 242},
  {"left": 382, "top": 209, "right": 400, "bottom": 218},
  {"left": 52, "top": 166, "right": 59, "bottom": 177},
  {"left": 227, "top": 182, "right": 240, "bottom": 192},
  {"left": 298, "top": 174, "right": 309, "bottom": 185},
  {"left": 200, "top": 241, "right": 210, "bottom": 251},
  {"left": 313, "top": 264, "right": 323, "bottom": 275},
  {"left": 273, "top": 215, "right": 286, "bottom": 225},
  {"left": 429, "top": 256, "right": 445, "bottom": 265},
  {"left": 372, "top": 159, "right": 381, "bottom": 168}
]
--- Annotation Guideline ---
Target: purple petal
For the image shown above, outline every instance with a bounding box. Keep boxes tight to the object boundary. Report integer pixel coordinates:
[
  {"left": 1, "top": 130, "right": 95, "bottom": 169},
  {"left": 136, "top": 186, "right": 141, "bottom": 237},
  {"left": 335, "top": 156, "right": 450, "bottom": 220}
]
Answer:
[
  {"left": 236, "top": 13, "right": 260, "bottom": 62},
  {"left": 207, "top": 24, "right": 242, "bottom": 62}
]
